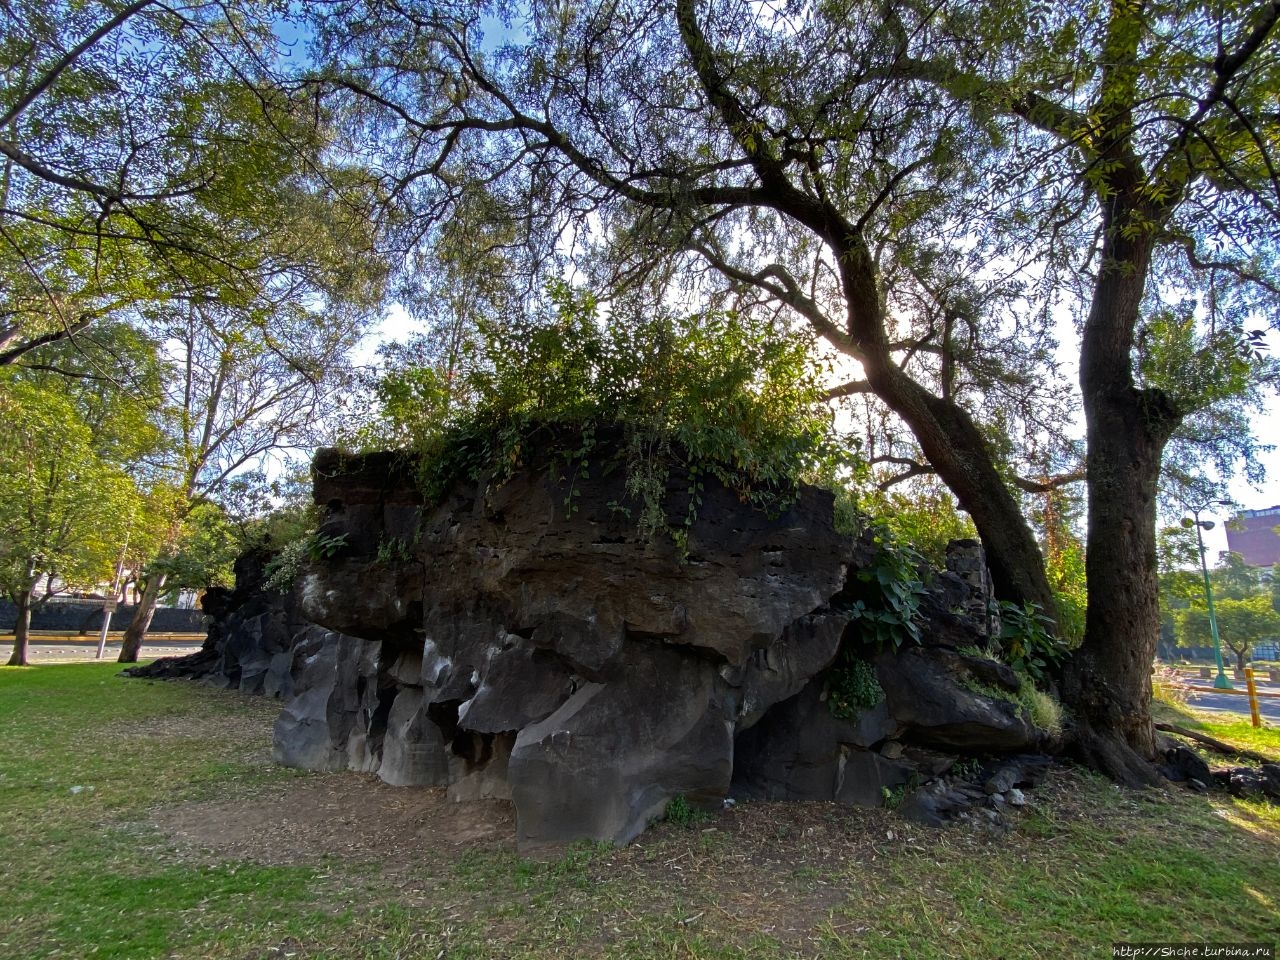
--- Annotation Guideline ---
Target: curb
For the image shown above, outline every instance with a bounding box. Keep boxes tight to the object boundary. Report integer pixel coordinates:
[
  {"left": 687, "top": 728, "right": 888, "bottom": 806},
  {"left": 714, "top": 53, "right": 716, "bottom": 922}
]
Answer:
[{"left": 1181, "top": 682, "right": 1280, "bottom": 700}]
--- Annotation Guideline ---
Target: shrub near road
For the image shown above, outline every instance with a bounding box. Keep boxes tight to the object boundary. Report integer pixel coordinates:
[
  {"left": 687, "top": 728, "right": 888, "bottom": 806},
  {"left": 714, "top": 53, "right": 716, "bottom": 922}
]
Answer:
[{"left": 1, "top": 663, "right": 1278, "bottom": 959}]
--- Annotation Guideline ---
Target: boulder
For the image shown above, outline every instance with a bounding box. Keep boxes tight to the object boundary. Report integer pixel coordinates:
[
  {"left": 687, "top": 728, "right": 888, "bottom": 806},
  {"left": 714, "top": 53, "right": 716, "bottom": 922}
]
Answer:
[
  {"left": 732, "top": 681, "right": 848, "bottom": 802},
  {"left": 377, "top": 686, "right": 450, "bottom": 787},
  {"left": 260, "top": 441, "right": 1043, "bottom": 849},
  {"left": 509, "top": 642, "right": 735, "bottom": 848},
  {"left": 272, "top": 631, "right": 385, "bottom": 773},
  {"left": 292, "top": 443, "right": 872, "bottom": 849},
  {"left": 1160, "top": 745, "right": 1213, "bottom": 786},
  {"left": 875, "top": 646, "right": 1040, "bottom": 752}
]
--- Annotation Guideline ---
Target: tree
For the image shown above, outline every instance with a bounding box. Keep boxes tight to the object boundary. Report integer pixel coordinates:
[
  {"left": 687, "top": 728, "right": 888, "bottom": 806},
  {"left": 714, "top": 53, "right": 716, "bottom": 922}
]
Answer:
[
  {"left": 1212, "top": 551, "right": 1262, "bottom": 602},
  {"left": 1177, "top": 595, "right": 1280, "bottom": 671},
  {"left": 1, "top": 0, "right": 384, "bottom": 365},
  {"left": 309, "top": 0, "right": 1280, "bottom": 781},
  {"left": 0, "top": 377, "right": 143, "bottom": 665},
  {"left": 116, "top": 298, "right": 363, "bottom": 662}
]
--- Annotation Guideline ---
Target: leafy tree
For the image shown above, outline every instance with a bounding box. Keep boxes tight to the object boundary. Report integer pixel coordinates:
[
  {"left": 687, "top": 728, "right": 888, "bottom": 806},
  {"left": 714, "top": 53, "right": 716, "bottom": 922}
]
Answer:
[
  {"left": 0, "top": 377, "right": 143, "bottom": 665},
  {"left": 308, "top": 0, "right": 1280, "bottom": 781},
  {"left": 1176, "top": 595, "right": 1280, "bottom": 672},
  {"left": 1211, "top": 551, "right": 1262, "bottom": 602},
  {"left": 1157, "top": 522, "right": 1206, "bottom": 645},
  {"left": 0, "top": 0, "right": 384, "bottom": 364},
  {"left": 148, "top": 502, "right": 241, "bottom": 599},
  {"left": 116, "top": 300, "right": 363, "bottom": 662}
]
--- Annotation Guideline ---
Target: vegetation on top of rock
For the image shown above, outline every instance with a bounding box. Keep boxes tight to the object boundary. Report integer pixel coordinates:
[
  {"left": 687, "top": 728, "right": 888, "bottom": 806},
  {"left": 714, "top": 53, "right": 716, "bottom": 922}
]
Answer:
[{"left": 379, "top": 283, "right": 856, "bottom": 551}]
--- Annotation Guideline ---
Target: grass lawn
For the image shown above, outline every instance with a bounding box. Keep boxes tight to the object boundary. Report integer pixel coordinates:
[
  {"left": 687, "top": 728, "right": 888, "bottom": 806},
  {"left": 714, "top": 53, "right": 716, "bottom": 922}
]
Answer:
[{"left": 1, "top": 662, "right": 1278, "bottom": 959}]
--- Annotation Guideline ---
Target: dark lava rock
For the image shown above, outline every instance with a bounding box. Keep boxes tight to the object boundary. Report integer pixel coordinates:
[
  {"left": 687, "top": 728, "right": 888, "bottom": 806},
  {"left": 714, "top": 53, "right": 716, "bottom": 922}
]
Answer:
[
  {"left": 875, "top": 647, "right": 1040, "bottom": 752},
  {"left": 258, "top": 442, "right": 1052, "bottom": 850},
  {"left": 1160, "top": 745, "right": 1214, "bottom": 786},
  {"left": 898, "top": 779, "right": 978, "bottom": 827},
  {"left": 123, "top": 548, "right": 312, "bottom": 698},
  {"left": 1222, "top": 764, "right": 1280, "bottom": 801}
]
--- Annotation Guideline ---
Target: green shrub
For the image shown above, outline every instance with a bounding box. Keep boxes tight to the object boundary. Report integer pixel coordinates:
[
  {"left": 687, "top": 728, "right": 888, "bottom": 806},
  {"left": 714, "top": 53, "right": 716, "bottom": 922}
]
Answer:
[
  {"left": 262, "top": 531, "right": 348, "bottom": 593},
  {"left": 664, "top": 794, "right": 708, "bottom": 827},
  {"left": 840, "top": 524, "right": 930, "bottom": 650},
  {"left": 827, "top": 653, "right": 884, "bottom": 719},
  {"left": 992, "top": 599, "right": 1070, "bottom": 683},
  {"left": 1020, "top": 685, "right": 1064, "bottom": 738},
  {"left": 407, "top": 283, "right": 854, "bottom": 552}
]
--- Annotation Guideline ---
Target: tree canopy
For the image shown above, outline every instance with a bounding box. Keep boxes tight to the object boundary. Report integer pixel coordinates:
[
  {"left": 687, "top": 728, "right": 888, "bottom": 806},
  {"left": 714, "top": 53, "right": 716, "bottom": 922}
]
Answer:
[
  {"left": 0, "top": 0, "right": 385, "bottom": 365},
  {"left": 305, "top": 0, "right": 1280, "bottom": 781}
]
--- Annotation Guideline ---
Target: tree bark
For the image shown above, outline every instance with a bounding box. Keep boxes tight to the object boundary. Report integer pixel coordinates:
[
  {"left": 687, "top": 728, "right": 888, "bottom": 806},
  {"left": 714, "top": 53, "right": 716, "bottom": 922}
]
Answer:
[
  {"left": 6, "top": 589, "right": 33, "bottom": 666},
  {"left": 117, "top": 572, "right": 165, "bottom": 663},
  {"left": 874, "top": 367, "right": 1059, "bottom": 620},
  {"left": 1061, "top": 216, "right": 1171, "bottom": 787}
]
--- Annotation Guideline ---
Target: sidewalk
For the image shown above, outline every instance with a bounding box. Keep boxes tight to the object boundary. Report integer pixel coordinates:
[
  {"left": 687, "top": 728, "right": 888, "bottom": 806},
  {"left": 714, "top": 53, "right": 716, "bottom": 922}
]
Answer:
[
  {"left": 1172, "top": 669, "right": 1280, "bottom": 699},
  {"left": 0, "top": 633, "right": 203, "bottom": 665}
]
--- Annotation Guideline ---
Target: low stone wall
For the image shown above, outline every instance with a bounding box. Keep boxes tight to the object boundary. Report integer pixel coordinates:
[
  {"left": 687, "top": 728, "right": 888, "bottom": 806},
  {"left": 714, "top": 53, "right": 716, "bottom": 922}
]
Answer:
[{"left": 0, "top": 600, "right": 205, "bottom": 634}]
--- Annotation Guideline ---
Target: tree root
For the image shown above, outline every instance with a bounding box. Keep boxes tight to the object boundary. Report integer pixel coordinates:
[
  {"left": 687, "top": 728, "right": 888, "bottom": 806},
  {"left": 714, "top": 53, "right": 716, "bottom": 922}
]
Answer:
[{"left": 1069, "top": 723, "right": 1161, "bottom": 788}]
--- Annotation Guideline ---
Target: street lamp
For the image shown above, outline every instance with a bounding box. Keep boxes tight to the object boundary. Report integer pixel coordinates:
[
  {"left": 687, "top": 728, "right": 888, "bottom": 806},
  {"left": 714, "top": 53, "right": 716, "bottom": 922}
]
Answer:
[{"left": 1182, "top": 500, "right": 1234, "bottom": 690}]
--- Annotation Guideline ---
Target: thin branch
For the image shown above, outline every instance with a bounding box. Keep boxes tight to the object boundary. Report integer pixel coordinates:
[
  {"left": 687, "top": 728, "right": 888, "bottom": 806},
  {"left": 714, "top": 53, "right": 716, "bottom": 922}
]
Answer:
[
  {"left": 1155, "top": 721, "right": 1276, "bottom": 764},
  {"left": 0, "top": 0, "right": 155, "bottom": 129}
]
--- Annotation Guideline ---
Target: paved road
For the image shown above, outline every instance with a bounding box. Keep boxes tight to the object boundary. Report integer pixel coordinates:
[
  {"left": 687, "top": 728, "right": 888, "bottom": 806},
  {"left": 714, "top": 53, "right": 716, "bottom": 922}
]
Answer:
[{"left": 1184, "top": 686, "right": 1280, "bottom": 722}]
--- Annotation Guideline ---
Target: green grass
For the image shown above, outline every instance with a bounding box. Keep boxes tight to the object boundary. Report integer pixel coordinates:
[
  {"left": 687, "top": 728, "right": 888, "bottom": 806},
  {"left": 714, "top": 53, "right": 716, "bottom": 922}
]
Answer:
[
  {"left": 2, "top": 662, "right": 1280, "bottom": 959},
  {"left": 1154, "top": 698, "right": 1280, "bottom": 759}
]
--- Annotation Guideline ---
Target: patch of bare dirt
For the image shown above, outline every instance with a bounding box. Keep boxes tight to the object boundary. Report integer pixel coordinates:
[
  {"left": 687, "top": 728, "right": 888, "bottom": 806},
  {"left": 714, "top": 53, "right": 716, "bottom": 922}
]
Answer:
[{"left": 151, "top": 774, "right": 516, "bottom": 867}]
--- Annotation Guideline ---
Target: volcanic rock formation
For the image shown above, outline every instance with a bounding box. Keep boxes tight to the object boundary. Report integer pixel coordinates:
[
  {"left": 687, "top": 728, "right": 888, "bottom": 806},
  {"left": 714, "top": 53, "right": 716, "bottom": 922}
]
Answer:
[{"left": 267, "top": 444, "right": 1047, "bottom": 851}]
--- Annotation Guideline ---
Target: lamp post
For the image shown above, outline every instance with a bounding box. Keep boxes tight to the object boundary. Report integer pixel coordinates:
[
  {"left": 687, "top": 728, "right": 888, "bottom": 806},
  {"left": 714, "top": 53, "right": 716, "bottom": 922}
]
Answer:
[{"left": 1182, "top": 501, "right": 1234, "bottom": 690}]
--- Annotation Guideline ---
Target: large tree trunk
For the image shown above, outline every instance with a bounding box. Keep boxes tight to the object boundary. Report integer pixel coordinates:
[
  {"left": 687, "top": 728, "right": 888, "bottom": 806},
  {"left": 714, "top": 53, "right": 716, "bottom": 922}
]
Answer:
[
  {"left": 117, "top": 572, "right": 166, "bottom": 664},
  {"left": 882, "top": 371, "right": 1059, "bottom": 620},
  {"left": 1061, "top": 217, "right": 1172, "bottom": 787},
  {"left": 1063, "top": 390, "right": 1166, "bottom": 785},
  {"left": 6, "top": 589, "right": 33, "bottom": 666}
]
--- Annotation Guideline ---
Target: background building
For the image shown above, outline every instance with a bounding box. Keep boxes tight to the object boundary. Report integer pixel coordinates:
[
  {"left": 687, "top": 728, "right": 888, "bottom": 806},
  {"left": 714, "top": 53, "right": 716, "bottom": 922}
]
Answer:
[{"left": 1226, "top": 506, "right": 1280, "bottom": 567}]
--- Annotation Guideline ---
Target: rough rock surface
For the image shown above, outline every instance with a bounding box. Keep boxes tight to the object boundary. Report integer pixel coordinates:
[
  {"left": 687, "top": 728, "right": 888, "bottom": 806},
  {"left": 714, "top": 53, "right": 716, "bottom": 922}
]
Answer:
[
  {"left": 875, "top": 647, "right": 1039, "bottom": 752},
  {"left": 265, "top": 444, "right": 1052, "bottom": 850},
  {"left": 124, "top": 549, "right": 311, "bottom": 697}
]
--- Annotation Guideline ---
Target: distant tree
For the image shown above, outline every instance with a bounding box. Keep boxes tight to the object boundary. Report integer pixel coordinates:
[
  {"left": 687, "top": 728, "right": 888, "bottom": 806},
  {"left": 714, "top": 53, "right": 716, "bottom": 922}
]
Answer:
[
  {"left": 1177, "top": 596, "right": 1280, "bottom": 672},
  {"left": 116, "top": 300, "right": 363, "bottom": 662},
  {"left": 0, "top": 377, "right": 143, "bottom": 665},
  {"left": 1212, "top": 552, "right": 1263, "bottom": 602}
]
